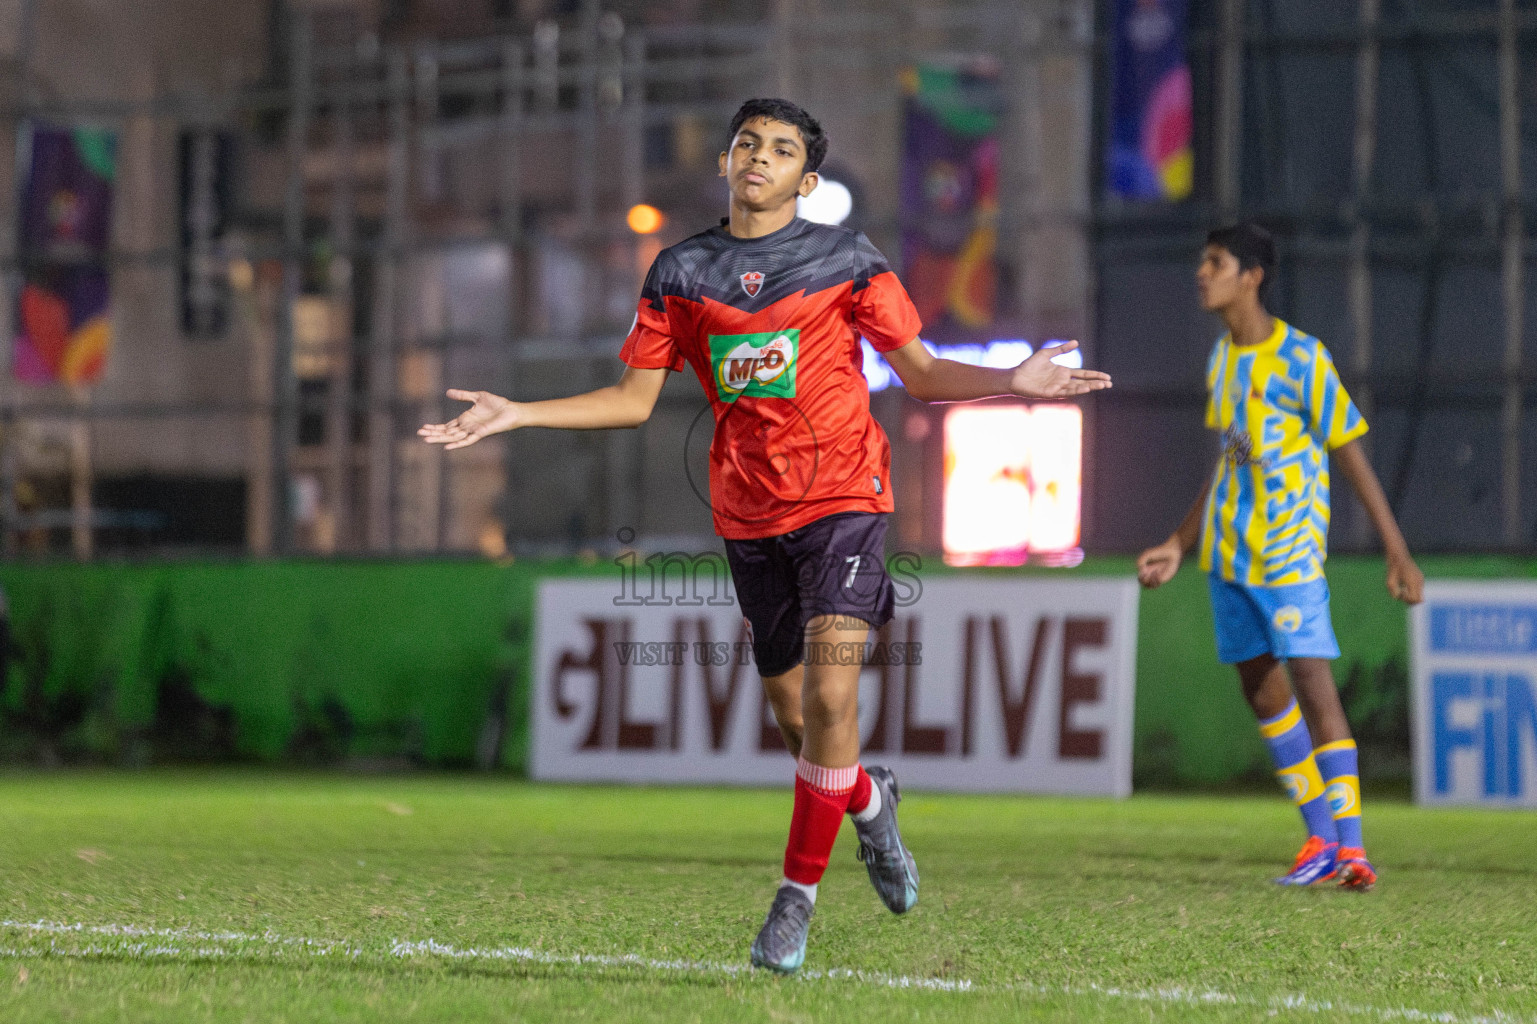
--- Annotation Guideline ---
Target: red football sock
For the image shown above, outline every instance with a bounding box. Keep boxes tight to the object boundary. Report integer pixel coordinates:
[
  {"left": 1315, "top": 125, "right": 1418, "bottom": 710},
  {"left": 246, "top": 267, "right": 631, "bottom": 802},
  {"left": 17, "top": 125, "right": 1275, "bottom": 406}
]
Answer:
[
  {"left": 846, "top": 765, "right": 873, "bottom": 817},
  {"left": 783, "top": 758, "right": 857, "bottom": 886}
]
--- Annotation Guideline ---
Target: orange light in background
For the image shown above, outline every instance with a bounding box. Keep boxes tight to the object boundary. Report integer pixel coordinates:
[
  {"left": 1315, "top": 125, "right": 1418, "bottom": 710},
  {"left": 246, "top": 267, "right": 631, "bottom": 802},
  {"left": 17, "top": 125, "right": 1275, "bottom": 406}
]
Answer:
[
  {"left": 942, "top": 404, "right": 1082, "bottom": 567},
  {"left": 626, "top": 204, "right": 666, "bottom": 234}
]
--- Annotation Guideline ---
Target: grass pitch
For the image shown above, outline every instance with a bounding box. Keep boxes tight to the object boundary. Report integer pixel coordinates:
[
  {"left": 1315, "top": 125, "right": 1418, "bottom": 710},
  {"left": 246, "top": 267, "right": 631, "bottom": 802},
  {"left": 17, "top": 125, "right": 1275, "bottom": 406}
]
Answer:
[{"left": 0, "top": 772, "right": 1533, "bottom": 1023}]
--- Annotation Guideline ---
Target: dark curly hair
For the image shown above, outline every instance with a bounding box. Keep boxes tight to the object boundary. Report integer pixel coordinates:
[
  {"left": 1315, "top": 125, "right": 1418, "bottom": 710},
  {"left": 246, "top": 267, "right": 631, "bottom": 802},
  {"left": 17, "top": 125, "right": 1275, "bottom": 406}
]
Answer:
[
  {"left": 1207, "top": 222, "right": 1277, "bottom": 305},
  {"left": 726, "top": 98, "right": 828, "bottom": 174}
]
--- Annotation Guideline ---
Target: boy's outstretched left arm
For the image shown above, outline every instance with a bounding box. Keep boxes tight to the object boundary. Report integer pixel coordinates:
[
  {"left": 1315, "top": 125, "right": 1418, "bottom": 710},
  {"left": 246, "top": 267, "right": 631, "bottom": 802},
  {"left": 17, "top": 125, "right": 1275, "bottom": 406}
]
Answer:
[
  {"left": 1332, "top": 439, "right": 1425, "bottom": 604},
  {"left": 884, "top": 339, "right": 1112, "bottom": 403}
]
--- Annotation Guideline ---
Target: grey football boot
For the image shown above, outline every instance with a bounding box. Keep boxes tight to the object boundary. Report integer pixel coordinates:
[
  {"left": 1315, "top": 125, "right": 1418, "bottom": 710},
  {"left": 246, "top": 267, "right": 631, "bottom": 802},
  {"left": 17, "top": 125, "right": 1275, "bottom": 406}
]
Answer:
[
  {"left": 749, "top": 885, "right": 814, "bottom": 973},
  {"left": 852, "top": 766, "right": 919, "bottom": 913}
]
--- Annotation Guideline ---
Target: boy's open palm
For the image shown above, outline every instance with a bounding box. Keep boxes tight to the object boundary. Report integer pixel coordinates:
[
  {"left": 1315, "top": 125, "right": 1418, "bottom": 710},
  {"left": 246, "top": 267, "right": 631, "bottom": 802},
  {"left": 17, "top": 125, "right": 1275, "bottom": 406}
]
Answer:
[
  {"left": 418, "top": 389, "right": 520, "bottom": 450},
  {"left": 1010, "top": 341, "right": 1113, "bottom": 399}
]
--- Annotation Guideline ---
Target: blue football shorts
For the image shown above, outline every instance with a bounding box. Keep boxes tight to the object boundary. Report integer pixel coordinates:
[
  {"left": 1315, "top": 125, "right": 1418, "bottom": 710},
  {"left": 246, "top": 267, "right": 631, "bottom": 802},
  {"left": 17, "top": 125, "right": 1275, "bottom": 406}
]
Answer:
[{"left": 1207, "top": 574, "right": 1340, "bottom": 664}]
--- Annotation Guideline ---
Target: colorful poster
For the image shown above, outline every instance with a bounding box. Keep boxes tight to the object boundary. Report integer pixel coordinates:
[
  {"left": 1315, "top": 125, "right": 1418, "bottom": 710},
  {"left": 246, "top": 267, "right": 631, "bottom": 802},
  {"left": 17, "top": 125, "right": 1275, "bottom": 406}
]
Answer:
[
  {"left": 14, "top": 124, "right": 117, "bottom": 385},
  {"left": 900, "top": 62, "right": 1001, "bottom": 338},
  {"left": 1107, "top": 0, "right": 1193, "bottom": 201}
]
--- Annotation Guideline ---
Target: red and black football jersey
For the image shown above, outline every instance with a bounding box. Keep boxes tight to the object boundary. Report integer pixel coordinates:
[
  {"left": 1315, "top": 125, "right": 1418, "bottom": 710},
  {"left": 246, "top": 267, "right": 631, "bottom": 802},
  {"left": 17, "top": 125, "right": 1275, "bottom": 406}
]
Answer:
[{"left": 619, "top": 217, "right": 922, "bottom": 539}]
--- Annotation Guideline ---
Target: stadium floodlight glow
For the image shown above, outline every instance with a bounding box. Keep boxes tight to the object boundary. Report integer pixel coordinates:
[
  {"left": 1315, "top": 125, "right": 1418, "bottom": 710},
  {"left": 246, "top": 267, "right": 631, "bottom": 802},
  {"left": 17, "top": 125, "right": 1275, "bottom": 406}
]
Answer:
[
  {"left": 1023, "top": 404, "right": 1084, "bottom": 557},
  {"left": 859, "top": 339, "right": 896, "bottom": 392},
  {"left": 941, "top": 403, "right": 1082, "bottom": 567},
  {"left": 797, "top": 179, "right": 853, "bottom": 225},
  {"left": 626, "top": 204, "right": 666, "bottom": 234},
  {"left": 1048, "top": 344, "right": 1083, "bottom": 369},
  {"left": 943, "top": 405, "right": 1034, "bottom": 566}
]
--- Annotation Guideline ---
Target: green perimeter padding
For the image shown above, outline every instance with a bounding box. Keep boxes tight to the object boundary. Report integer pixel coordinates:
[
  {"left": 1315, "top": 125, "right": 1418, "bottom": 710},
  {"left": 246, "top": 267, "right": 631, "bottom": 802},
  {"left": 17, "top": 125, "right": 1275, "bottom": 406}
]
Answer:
[
  {"left": 0, "top": 560, "right": 568, "bottom": 769},
  {"left": 1129, "top": 555, "right": 1537, "bottom": 785},
  {"left": 1, "top": 555, "right": 1531, "bottom": 783}
]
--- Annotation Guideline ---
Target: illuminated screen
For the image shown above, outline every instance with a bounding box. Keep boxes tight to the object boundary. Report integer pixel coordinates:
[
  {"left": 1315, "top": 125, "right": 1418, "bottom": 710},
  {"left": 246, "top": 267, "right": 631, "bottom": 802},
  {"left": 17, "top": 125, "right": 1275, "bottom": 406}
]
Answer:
[{"left": 942, "top": 404, "right": 1082, "bottom": 567}]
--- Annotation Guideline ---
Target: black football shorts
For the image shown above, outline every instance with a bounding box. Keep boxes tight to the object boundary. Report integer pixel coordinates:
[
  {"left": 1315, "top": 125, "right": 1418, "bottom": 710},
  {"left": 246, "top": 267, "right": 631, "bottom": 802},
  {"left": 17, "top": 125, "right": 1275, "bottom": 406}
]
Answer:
[{"left": 724, "top": 511, "right": 896, "bottom": 677}]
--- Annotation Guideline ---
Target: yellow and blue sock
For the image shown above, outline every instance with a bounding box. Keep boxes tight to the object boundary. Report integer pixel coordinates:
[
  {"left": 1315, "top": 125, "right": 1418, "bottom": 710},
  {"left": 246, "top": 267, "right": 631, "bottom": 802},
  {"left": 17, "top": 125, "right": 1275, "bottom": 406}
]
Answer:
[
  {"left": 1258, "top": 699, "right": 1338, "bottom": 842},
  {"left": 1314, "top": 739, "right": 1363, "bottom": 850}
]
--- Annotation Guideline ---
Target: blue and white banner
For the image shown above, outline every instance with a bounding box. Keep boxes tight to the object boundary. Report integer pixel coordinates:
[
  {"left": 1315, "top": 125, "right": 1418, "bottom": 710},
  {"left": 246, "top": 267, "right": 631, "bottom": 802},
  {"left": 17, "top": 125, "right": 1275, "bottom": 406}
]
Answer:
[{"left": 1411, "top": 582, "right": 1537, "bottom": 807}]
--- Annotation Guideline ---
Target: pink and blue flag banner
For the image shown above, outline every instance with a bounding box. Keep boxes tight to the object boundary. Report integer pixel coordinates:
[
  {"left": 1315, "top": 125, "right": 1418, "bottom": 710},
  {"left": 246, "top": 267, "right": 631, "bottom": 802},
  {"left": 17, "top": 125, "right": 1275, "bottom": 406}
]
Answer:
[
  {"left": 899, "top": 61, "right": 1001, "bottom": 339},
  {"left": 1107, "top": 0, "right": 1193, "bottom": 202},
  {"left": 14, "top": 124, "right": 116, "bottom": 385}
]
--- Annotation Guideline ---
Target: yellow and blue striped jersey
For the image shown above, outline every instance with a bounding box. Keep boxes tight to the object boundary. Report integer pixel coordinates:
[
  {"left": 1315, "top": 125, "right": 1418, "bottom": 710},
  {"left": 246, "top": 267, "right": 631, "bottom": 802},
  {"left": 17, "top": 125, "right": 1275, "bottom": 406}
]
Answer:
[{"left": 1198, "top": 319, "right": 1368, "bottom": 586}]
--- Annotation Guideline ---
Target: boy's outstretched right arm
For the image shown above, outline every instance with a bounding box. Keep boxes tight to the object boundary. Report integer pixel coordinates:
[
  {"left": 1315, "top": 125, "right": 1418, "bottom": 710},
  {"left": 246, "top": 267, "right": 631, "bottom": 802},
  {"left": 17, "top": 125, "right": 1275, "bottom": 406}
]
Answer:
[
  {"left": 417, "top": 365, "right": 670, "bottom": 450},
  {"left": 1136, "top": 469, "right": 1213, "bottom": 589}
]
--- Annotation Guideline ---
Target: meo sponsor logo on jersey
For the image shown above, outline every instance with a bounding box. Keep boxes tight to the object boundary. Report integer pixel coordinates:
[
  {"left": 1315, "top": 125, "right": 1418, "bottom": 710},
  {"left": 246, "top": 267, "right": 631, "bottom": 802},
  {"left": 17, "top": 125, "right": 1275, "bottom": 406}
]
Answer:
[
  {"left": 709, "top": 330, "right": 799, "bottom": 402},
  {"left": 739, "top": 270, "right": 764, "bottom": 297}
]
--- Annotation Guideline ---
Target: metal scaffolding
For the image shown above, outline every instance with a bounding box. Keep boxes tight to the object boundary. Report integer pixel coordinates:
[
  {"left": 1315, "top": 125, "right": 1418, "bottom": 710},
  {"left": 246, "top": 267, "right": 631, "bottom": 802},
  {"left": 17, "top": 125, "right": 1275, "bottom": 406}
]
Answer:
[
  {"left": 1090, "top": 0, "right": 1536, "bottom": 555},
  {"left": 0, "top": 1, "right": 1099, "bottom": 560},
  {"left": 8, "top": 0, "right": 1522, "bottom": 559}
]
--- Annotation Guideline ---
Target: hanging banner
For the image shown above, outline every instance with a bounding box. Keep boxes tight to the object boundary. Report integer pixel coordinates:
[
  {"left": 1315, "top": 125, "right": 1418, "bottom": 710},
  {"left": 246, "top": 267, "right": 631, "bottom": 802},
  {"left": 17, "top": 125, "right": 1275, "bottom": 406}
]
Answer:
[
  {"left": 14, "top": 124, "right": 117, "bottom": 385},
  {"left": 1107, "top": 0, "right": 1193, "bottom": 201},
  {"left": 531, "top": 576, "right": 1139, "bottom": 796},
  {"left": 1411, "top": 582, "right": 1537, "bottom": 807},
  {"left": 899, "top": 61, "right": 1001, "bottom": 338},
  {"left": 178, "top": 128, "right": 235, "bottom": 340}
]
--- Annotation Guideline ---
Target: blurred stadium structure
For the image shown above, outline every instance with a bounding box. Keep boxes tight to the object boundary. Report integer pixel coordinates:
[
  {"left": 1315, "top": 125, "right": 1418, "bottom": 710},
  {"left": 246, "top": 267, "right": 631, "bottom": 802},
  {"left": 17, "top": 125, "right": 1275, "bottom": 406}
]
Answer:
[
  {"left": 0, "top": 0, "right": 1531, "bottom": 560},
  {"left": 1097, "top": 0, "right": 1537, "bottom": 555}
]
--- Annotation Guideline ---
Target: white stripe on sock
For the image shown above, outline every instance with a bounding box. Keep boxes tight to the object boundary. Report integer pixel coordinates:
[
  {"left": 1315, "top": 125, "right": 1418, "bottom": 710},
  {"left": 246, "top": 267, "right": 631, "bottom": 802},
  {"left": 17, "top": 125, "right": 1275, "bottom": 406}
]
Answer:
[
  {"left": 851, "top": 781, "right": 882, "bottom": 823},
  {"left": 779, "top": 878, "right": 817, "bottom": 903},
  {"left": 796, "top": 757, "right": 857, "bottom": 794}
]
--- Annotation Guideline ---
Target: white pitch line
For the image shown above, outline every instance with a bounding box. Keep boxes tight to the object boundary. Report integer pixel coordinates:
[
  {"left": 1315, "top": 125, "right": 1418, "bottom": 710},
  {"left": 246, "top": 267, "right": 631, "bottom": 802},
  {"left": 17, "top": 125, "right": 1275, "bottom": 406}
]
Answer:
[
  {"left": 0, "top": 920, "right": 966, "bottom": 993},
  {"left": 3, "top": 919, "right": 363, "bottom": 955},
  {"left": 1, "top": 920, "right": 1530, "bottom": 1023}
]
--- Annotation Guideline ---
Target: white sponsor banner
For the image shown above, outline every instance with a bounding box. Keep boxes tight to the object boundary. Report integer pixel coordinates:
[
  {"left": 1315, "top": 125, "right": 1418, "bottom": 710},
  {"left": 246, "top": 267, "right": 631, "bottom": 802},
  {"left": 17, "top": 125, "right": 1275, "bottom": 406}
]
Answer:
[
  {"left": 1411, "top": 581, "right": 1537, "bottom": 807},
  {"left": 531, "top": 576, "right": 1139, "bottom": 795}
]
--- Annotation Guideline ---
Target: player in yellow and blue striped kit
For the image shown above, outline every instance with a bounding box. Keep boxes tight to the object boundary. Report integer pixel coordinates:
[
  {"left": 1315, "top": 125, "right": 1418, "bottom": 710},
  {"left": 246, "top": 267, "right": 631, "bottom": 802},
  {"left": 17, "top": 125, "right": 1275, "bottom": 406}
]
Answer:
[{"left": 1138, "top": 223, "right": 1424, "bottom": 890}]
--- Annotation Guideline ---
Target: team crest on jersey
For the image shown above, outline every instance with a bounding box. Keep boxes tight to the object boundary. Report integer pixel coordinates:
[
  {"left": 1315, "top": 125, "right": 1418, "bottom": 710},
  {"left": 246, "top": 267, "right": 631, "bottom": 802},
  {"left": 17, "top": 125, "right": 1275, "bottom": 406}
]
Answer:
[
  {"left": 1273, "top": 606, "right": 1303, "bottom": 634},
  {"left": 739, "top": 270, "right": 764, "bottom": 297},
  {"left": 708, "top": 330, "right": 799, "bottom": 403},
  {"left": 1221, "top": 424, "right": 1254, "bottom": 467}
]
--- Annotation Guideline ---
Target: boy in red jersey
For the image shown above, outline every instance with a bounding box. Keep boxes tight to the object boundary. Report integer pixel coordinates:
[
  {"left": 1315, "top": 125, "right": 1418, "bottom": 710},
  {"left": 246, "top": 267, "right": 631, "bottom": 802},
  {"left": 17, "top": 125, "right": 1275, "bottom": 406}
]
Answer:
[{"left": 420, "top": 98, "right": 1111, "bottom": 972}]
